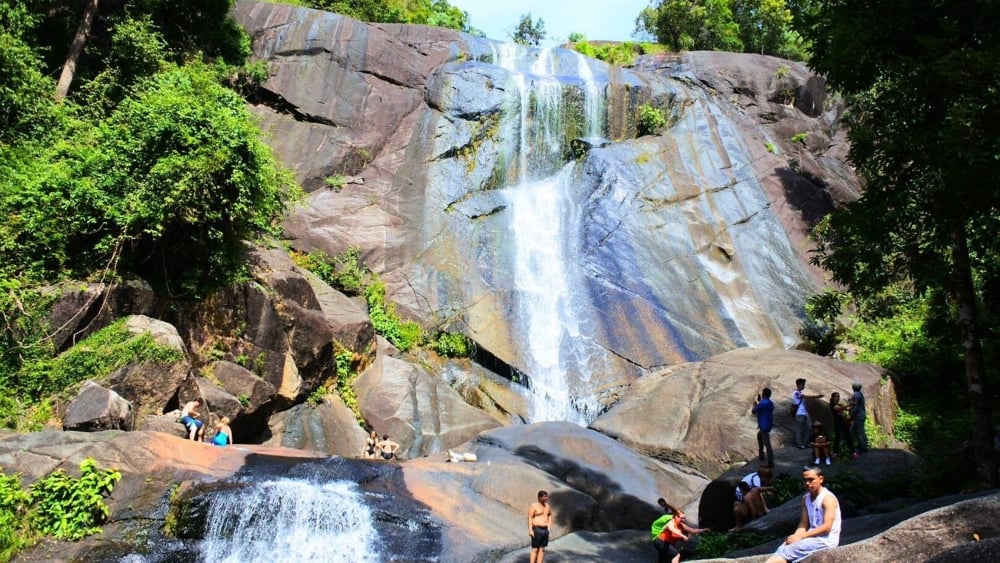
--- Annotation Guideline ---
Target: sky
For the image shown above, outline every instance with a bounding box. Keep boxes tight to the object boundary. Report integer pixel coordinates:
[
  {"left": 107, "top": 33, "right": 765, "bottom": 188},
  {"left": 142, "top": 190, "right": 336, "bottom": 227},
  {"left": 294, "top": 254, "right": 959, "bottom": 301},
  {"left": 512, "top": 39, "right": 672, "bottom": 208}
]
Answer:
[{"left": 449, "top": 0, "right": 653, "bottom": 47}]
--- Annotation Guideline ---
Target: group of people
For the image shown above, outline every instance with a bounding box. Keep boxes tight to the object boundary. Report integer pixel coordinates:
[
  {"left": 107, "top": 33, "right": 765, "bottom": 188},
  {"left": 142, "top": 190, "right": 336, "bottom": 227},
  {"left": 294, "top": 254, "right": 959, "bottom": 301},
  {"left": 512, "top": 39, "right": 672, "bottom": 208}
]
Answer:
[
  {"left": 735, "top": 378, "right": 861, "bottom": 561},
  {"left": 179, "top": 398, "right": 232, "bottom": 446},
  {"left": 752, "top": 379, "right": 869, "bottom": 468},
  {"left": 361, "top": 430, "right": 401, "bottom": 460}
]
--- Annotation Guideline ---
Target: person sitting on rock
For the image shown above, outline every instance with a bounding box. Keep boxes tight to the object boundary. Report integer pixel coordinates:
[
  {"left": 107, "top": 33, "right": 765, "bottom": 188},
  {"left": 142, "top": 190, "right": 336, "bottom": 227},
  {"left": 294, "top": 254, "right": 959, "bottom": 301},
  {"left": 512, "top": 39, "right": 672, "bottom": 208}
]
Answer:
[
  {"left": 731, "top": 467, "right": 773, "bottom": 531},
  {"left": 211, "top": 416, "right": 232, "bottom": 446},
  {"left": 180, "top": 398, "right": 205, "bottom": 441},
  {"left": 377, "top": 434, "right": 400, "bottom": 460},
  {"left": 811, "top": 421, "right": 832, "bottom": 465}
]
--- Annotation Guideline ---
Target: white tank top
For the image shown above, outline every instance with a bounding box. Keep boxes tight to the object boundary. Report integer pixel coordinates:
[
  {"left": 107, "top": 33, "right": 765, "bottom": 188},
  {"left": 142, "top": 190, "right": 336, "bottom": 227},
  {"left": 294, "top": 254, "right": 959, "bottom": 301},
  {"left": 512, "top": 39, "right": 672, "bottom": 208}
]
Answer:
[{"left": 805, "top": 488, "right": 841, "bottom": 546}]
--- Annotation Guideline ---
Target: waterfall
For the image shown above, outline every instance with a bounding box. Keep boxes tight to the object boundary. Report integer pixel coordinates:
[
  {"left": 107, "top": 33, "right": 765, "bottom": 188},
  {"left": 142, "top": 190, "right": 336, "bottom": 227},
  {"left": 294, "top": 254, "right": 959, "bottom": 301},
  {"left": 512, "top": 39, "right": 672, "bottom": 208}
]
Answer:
[
  {"left": 199, "top": 479, "right": 381, "bottom": 562},
  {"left": 488, "top": 44, "right": 610, "bottom": 424}
]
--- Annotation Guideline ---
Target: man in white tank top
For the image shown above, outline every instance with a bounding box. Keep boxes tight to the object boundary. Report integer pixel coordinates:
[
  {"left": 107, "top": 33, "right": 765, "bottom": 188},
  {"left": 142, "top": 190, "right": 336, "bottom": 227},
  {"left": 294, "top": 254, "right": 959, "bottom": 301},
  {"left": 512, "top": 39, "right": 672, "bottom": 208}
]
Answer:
[{"left": 766, "top": 465, "right": 841, "bottom": 563}]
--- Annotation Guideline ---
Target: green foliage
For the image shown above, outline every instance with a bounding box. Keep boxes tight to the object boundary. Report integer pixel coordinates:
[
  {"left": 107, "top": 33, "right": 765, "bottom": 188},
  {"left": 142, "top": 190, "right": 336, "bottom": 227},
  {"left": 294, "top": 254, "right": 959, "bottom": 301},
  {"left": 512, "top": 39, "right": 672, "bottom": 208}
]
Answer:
[
  {"left": 237, "top": 394, "right": 250, "bottom": 408},
  {"left": 304, "top": 0, "right": 470, "bottom": 31},
  {"left": 0, "top": 3, "right": 58, "bottom": 144},
  {"left": 307, "top": 386, "right": 327, "bottom": 405},
  {"left": 634, "top": 0, "right": 743, "bottom": 52},
  {"left": 790, "top": 132, "right": 807, "bottom": 143},
  {"left": 0, "top": 458, "right": 119, "bottom": 559},
  {"left": 325, "top": 175, "right": 347, "bottom": 191},
  {"left": 568, "top": 32, "right": 585, "bottom": 43},
  {"left": 334, "top": 349, "right": 364, "bottom": 425},
  {"left": 637, "top": 103, "right": 668, "bottom": 136},
  {"left": 511, "top": 13, "right": 546, "bottom": 46},
  {"left": 30, "top": 458, "right": 121, "bottom": 541},
  {"left": 799, "top": 289, "right": 848, "bottom": 356},
  {"left": 365, "top": 280, "right": 422, "bottom": 352},
  {"left": 291, "top": 247, "right": 370, "bottom": 296},
  {"left": 0, "top": 470, "right": 31, "bottom": 560},
  {"left": 572, "top": 41, "right": 642, "bottom": 67},
  {"left": 429, "top": 331, "right": 473, "bottom": 358},
  {"left": 10, "top": 318, "right": 184, "bottom": 406},
  {"left": 764, "top": 141, "right": 777, "bottom": 154},
  {"left": 692, "top": 530, "right": 767, "bottom": 559},
  {"left": 633, "top": 0, "right": 808, "bottom": 60}
]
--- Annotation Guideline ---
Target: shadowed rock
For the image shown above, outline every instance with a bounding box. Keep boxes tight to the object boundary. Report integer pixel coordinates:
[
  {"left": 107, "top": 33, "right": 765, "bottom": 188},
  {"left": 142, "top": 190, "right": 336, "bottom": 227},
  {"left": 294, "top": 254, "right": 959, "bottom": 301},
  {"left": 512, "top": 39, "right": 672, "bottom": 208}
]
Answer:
[{"left": 63, "top": 381, "right": 133, "bottom": 432}]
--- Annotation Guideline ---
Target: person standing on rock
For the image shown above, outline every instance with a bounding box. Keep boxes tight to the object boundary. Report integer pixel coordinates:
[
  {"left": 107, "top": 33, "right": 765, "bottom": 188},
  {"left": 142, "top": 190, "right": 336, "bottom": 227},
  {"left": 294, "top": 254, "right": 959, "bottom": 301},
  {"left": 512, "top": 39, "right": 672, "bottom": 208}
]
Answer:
[
  {"left": 377, "top": 434, "right": 400, "bottom": 460},
  {"left": 753, "top": 387, "right": 775, "bottom": 466},
  {"left": 528, "top": 490, "right": 552, "bottom": 563},
  {"left": 849, "top": 381, "right": 869, "bottom": 455},
  {"left": 180, "top": 398, "right": 205, "bottom": 441},
  {"left": 829, "top": 392, "right": 854, "bottom": 458},
  {"left": 766, "top": 465, "right": 841, "bottom": 563},
  {"left": 793, "top": 379, "right": 823, "bottom": 449}
]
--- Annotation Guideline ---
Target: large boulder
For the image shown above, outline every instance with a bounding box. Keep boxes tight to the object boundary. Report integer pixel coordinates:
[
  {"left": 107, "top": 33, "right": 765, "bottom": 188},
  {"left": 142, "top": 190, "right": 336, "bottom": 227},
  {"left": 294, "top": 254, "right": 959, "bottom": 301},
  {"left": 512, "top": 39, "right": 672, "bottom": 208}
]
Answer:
[
  {"left": 62, "top": 381, "right": 134, "bottom": 432},
  {"left": 354, "top": 339, "right": 503, "bottom": 459},
  {"left": 591, "top": 348, "right": 893, "bottom": 477},
  {"left": 263, "top": 394, "right": 368, "bottom": 457},
  {"left": 44, "top": 278, "right": 157, "bottom": 353},
  {"left": 176, "top": 245, "right": 376, "bottom": 407},
  {"left": 107, "top": 360, "right": 190, "bottom": 421}
]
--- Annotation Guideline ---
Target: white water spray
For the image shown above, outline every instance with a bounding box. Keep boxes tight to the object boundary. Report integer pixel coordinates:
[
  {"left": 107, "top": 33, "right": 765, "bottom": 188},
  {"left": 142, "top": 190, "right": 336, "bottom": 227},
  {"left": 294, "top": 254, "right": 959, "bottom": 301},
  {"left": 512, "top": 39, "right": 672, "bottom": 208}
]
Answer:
[
  {"left": 199, "top": 479, "right": 381, "bottom": 563},
  {"left": 487, "top": 45, "right": 610, "bottom": 423}
]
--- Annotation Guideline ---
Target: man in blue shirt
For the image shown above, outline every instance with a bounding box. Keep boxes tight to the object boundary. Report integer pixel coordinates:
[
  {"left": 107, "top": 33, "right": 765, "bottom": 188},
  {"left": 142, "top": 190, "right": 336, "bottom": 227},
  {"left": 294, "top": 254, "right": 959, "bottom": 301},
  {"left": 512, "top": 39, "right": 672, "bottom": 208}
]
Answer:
[{"left": 752, "top": 387, "right": 775, "bottom": 466}]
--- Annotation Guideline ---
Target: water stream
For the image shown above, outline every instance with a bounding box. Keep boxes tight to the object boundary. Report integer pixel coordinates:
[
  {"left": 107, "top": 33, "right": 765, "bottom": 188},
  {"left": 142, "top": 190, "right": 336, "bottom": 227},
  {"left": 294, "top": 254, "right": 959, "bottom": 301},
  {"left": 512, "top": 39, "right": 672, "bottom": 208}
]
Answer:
[{"left": 490, "top": 45, "right": 611, "bottom": 423}]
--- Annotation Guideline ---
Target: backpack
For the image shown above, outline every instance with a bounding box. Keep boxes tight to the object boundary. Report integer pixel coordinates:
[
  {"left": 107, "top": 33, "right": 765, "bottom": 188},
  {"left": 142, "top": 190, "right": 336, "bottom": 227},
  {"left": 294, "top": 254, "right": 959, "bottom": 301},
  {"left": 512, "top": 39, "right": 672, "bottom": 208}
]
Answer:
[{"left": 650, "top": 514, "right": 673, "bottom": 541}]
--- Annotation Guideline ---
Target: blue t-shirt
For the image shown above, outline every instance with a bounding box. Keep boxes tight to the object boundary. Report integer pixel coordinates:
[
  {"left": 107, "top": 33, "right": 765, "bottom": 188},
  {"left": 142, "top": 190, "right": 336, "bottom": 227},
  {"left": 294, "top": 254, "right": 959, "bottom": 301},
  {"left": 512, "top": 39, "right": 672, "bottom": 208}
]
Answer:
[{"left": 753, "top": 398, "right": 774, "bottom": 431}]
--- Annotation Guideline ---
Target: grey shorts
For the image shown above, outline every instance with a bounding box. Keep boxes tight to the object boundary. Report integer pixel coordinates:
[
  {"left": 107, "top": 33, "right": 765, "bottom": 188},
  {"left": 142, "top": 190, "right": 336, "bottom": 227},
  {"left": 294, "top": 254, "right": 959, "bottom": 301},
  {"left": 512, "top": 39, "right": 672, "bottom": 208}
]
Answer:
[{"left": 773, "top": 537, "right": 835, "bottom": 562}]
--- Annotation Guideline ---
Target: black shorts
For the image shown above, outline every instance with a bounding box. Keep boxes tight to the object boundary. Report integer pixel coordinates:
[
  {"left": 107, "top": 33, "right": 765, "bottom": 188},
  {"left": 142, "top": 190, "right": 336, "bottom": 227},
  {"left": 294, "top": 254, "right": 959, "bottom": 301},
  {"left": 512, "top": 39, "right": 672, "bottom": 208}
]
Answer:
[
  {"left": 653, "top": 538, "right": 679, "bottom": 563},
  {"left": 530, "top": 526, "right": 549, "bottom": 548}
]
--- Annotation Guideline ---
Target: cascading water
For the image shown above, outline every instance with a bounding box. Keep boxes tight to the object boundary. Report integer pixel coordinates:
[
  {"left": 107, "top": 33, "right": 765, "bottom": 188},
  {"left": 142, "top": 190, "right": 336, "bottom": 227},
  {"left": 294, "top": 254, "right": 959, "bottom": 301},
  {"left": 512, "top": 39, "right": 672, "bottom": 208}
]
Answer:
[
  {"left": 125, "top": 457, "right": 442, "bottom": 562},
  {"left": 488, "top": 44, "right": 611, "bottom": 424},
  {"left": 199, "top": 479, "right": 380, "bottom": 562}
]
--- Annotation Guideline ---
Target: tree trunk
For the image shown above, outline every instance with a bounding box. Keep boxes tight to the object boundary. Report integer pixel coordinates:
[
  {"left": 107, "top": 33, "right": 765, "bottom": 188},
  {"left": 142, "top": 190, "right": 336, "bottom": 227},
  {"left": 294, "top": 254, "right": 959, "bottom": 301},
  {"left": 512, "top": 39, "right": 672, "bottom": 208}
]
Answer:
[
  {"left": 952, "top": 225, "right": 997, "bottom": 488},
  {"left": 54, "top": 0, "right": 100, "bottom": 103}
]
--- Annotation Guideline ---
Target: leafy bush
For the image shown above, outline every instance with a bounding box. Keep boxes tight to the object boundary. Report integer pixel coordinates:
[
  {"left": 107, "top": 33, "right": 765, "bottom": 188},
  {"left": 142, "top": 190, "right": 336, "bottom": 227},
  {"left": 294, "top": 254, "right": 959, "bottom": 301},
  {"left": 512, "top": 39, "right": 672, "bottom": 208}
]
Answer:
[
  {"left": 429, "top": 331, "right": 473, "bottom": 358},
  {"left": 10, "top": 318, "right": 184, "bottom": 405},
  {"left": 0, "top": 458, "right": 120, "bottom": 560},
  {"left": 365, "top": 280, "right": 422, "bottom": 353},
  {"left": 637, "top": 103, "right": 668, "bottom": 136},
  {"left": 334, "top": 349, "right": 364, "bottom": 425},
  {"left": 291, "top": 247, "right": 369, "bottom": 296},
  {"left": 692, "top": 530, "right": 767, "bottom": 559},
  {"left": 30, "top": 459, "right": 121, "bottom": 540},
  {"left": 0, "top": 470, "right": 31, "bottom": 560}
]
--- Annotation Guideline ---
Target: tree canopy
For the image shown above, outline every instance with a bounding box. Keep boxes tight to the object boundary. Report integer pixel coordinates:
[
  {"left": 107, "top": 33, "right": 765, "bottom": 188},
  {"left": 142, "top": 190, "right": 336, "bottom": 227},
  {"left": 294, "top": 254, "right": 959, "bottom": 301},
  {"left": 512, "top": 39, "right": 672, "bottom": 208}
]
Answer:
[
  {"left": 803, "top": 0, "right": 1000, "bottom": 487},
  {"left": 634, "top": 0, "right": 810, "bottom": 59},
  {"left": 511, "top": 13, "right": 546, "bottom": 46}
]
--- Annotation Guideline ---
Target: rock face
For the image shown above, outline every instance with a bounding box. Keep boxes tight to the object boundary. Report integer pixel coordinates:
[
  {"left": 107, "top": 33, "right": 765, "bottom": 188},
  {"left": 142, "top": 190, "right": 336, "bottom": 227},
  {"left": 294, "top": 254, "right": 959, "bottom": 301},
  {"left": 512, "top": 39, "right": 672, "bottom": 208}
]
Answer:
[
  {"left": 400, "top": 421, "right": 709, "bottom": 561},
  {"left": 62, "top": 382, "right": 133, "bottom": 432},
  {"left": 590, "top": 348, "right": 892, "bottom": 477},
  {"left": 234, "top": 1, "right": 861, "bottom": 415},
  {"left": 354, "top": 339, "right": 503, "bottom": 458}
]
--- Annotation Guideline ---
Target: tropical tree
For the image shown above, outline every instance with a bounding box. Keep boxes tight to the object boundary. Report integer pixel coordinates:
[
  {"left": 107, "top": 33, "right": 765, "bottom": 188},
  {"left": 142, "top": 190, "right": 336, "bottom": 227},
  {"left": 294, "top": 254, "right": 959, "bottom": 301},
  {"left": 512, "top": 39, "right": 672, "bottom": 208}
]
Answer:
[
  {"left": 803, "top": 0, "right": 1000, "bottom": 487},
  {"left": 633, "top": 0, "right": 742, "bottom": 52},
  {"left": 511, "top": 13, "right": 545, "bottom": 46}
]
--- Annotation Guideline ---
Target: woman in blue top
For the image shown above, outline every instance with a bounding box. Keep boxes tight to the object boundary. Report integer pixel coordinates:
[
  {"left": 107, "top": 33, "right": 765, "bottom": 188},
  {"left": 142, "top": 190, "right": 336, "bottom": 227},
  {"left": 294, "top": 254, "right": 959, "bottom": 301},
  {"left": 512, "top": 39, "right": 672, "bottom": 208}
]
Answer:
[{"left": 211, "top": 416, "right": 232, "bottom": 446}]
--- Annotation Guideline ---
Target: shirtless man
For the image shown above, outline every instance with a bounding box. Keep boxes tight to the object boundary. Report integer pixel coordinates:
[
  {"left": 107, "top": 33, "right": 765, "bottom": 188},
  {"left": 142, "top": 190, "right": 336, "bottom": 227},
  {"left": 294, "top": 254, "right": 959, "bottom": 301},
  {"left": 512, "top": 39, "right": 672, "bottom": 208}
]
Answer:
[
  {"left": 377, "top": 434, "right": 400, "bottom": 460},
  {"left": 179, "top": 398, "right": 205, "bottom": 441},
  {"left": 528, "top": 490, "right": 552, "bottom": 563}
]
